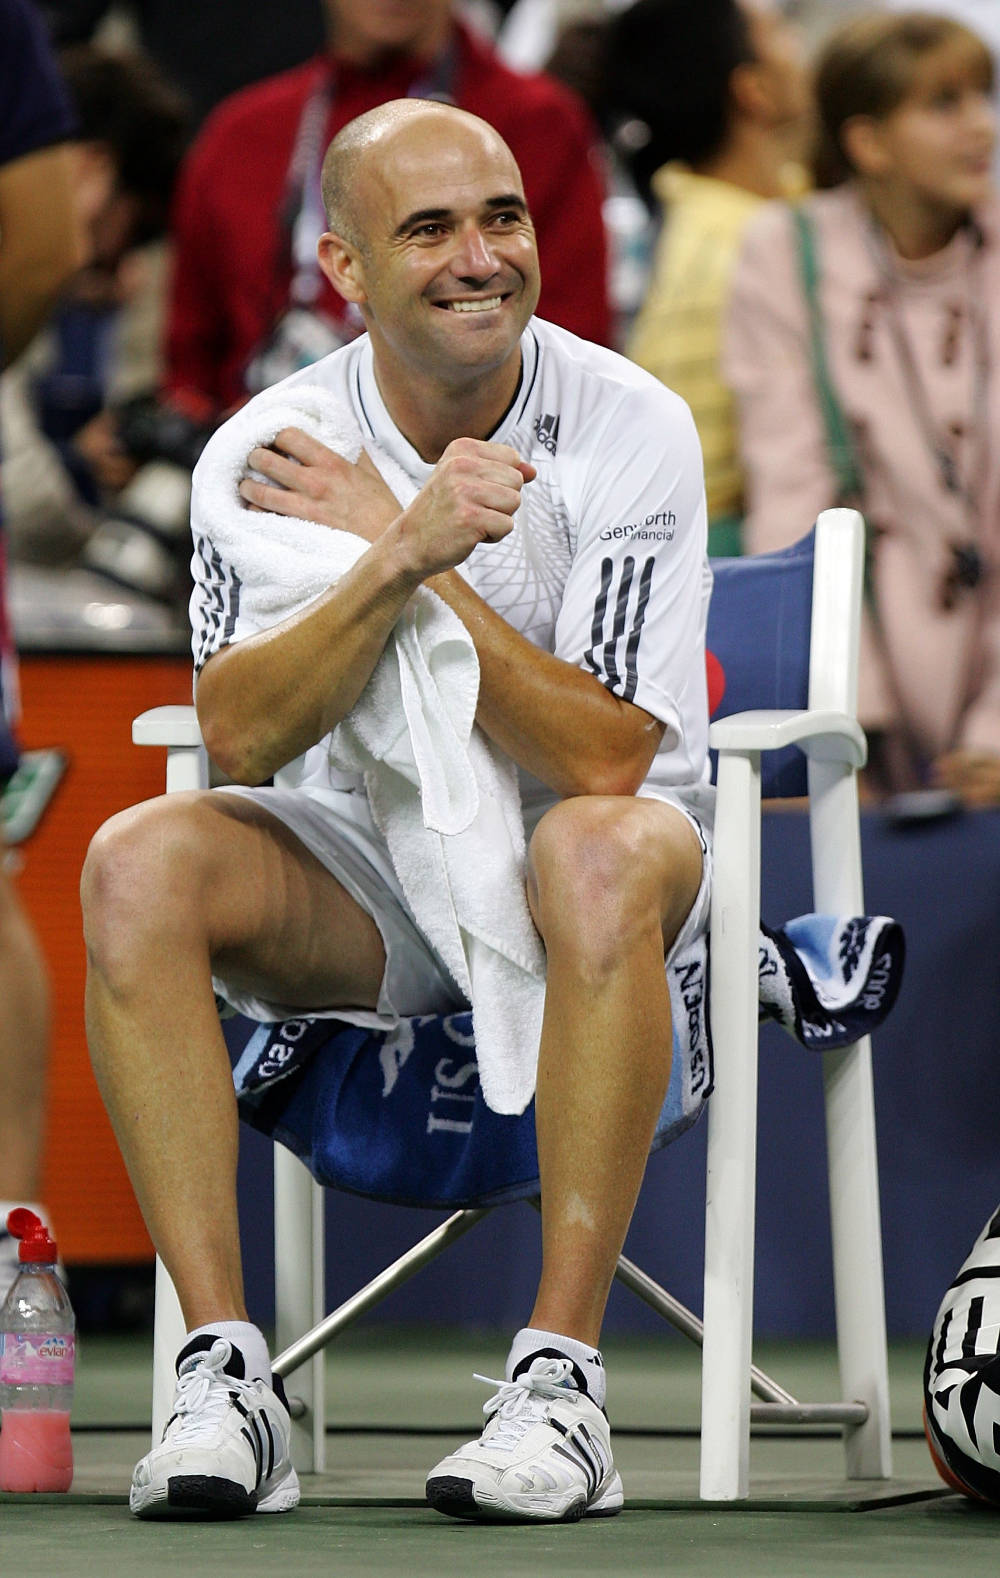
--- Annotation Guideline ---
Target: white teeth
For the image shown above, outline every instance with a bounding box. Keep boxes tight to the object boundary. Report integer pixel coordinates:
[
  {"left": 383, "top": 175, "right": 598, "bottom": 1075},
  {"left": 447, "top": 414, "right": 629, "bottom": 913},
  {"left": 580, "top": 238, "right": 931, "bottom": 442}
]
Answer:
[{"left": 447, "top": 297, "right": 502, "bottom": 313}]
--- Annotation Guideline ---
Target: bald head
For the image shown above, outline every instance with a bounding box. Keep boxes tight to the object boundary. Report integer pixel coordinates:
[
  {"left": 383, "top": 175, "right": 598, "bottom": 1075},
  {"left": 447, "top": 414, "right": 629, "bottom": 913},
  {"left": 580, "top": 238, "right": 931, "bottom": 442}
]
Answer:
[
  {"left": 321, "top": 99, "right": 522, "bottom": 255},
  {"left": 314, "top": 95, "right": 540, "bottom": 436}
]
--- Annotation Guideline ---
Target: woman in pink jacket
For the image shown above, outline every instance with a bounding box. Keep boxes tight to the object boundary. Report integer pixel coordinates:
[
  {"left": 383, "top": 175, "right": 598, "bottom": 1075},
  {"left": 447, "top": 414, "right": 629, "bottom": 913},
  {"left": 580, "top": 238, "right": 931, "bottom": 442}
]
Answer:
[{"left": 725, "top": 11, "right": 1000, "bottom": 801}]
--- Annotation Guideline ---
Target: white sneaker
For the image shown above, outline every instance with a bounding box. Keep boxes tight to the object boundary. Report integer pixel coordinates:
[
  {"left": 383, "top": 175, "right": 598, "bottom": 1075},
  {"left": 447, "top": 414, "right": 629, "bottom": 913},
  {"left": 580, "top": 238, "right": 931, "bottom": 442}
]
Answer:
[
  {"left": 130, "top": 1336, "right": 300, "bottom": 1519},
  {"left": 426, "top": 1356, "right": 624, "bottom": 1522}
]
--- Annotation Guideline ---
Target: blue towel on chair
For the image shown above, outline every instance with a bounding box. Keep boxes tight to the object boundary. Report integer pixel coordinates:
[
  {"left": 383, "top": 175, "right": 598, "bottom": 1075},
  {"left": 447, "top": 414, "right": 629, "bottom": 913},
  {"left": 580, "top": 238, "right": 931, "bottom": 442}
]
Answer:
[
  {"left": 227, "top": 912, "right": 903, "bottom": 1210},
  {"left": 758, "top": 914, "right": 902, "bottom": 1050}
]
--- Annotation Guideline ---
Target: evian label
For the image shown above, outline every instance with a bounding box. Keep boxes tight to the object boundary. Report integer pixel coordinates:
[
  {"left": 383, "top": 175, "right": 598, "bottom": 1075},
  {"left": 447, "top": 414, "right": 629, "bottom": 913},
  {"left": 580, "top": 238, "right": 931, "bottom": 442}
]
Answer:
[{"left": 0, "top": 1332, "right": 75, "bottom": 1386}]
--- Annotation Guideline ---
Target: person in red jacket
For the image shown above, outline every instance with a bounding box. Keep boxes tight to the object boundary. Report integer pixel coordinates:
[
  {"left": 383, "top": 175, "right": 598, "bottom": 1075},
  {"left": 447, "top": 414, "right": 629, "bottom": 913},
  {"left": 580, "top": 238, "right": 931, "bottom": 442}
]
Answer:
[{"left": 162, "top": 0, "right": 612, "bottom": 423}]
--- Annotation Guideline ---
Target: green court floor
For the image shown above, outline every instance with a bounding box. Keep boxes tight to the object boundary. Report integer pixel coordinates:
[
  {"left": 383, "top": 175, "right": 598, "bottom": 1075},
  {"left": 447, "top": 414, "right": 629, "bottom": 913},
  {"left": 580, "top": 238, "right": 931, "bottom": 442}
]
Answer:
[{"left": 2, "top": 1329, "right": 994, "bottom": 1577}]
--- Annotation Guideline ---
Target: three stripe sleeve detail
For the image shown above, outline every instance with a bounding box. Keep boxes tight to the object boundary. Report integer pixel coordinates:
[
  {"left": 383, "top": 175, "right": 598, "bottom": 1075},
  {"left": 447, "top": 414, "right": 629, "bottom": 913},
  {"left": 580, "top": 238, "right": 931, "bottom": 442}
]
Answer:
[{"left": 584, "top": 555, "right": 654, "bottom": 703}]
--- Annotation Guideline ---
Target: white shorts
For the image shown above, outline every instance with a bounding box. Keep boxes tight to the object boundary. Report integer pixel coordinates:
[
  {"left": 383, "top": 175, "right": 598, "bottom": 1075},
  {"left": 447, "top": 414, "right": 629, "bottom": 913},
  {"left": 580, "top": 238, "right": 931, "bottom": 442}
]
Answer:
[{"left": 211, "top": 781, "right": 713, "bottom": 1029}]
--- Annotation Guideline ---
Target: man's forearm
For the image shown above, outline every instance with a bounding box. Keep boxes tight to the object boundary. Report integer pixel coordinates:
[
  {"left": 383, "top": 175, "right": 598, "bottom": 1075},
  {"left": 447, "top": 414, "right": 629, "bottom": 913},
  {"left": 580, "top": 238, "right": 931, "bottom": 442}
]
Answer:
[
  {"left": 196, "top": 531, "right": 423, "bottom": 784},
  {"left": 209, "top": 433, "right": 658, "bottom": 793}
]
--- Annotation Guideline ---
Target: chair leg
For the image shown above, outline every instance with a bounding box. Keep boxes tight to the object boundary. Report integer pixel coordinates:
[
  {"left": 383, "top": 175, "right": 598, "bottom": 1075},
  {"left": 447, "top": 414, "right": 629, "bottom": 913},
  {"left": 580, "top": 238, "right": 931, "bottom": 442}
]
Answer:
[
  {"left": 145, "top": 723, "right": 209, "bottom": 1448},
  {"left": 809, "top": 759, "right": 892, "bottom": 1480},
  {"left": 823, "top": 1039, "right": 893, "bottom": 1478},
  {"left": 700, "top": 748, "right": 762, "bottom": 1500},
  {"left": 151, "top": 1256, "right": 186, "bottom": 1446},
  {"left": 274, "top": 1145, "right": 326, "bottom": 1473}
]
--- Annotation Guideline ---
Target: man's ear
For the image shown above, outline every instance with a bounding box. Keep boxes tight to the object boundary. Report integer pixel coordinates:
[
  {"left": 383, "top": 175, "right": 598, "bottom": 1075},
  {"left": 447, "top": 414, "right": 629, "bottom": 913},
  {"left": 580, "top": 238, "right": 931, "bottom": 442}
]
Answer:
[{"left": 318, "top": 231, "right": 367, "bottom": 305}]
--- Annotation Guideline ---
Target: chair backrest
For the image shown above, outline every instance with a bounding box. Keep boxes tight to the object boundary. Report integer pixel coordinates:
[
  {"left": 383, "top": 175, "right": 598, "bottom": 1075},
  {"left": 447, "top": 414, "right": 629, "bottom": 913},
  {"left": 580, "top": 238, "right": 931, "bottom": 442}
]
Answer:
[{"left": 706, "top": 511, "right": 863, "bottom": 798}]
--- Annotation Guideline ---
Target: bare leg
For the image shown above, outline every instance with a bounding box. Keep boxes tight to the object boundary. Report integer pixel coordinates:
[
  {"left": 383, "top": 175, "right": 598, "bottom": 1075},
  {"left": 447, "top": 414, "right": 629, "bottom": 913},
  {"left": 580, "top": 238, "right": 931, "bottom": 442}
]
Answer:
[
  {"left": 0, "top": 855, "right": 50, "bottom": 1200},
  {"left": 525, "top": 796, "right": 704, "bottom": 1347},
  {"left": 81, "top": 790, "right": 387, "bottom": 1330}
]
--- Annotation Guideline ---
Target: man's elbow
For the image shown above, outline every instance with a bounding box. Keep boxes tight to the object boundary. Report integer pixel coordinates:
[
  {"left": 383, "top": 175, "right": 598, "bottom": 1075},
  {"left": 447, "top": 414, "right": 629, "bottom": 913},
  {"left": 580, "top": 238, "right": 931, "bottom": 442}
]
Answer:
[
  {"left": 196, "top": 653, "right": 268, "bottom": 784},
  {"left": 564, "top": 753, "right": 651, "bottom": 800},
  {"left": 197, "top": 711, "right": 272, "bottom": 787},
  {"left": 566, "top": 711, "right": 663, "bottom": 798}
]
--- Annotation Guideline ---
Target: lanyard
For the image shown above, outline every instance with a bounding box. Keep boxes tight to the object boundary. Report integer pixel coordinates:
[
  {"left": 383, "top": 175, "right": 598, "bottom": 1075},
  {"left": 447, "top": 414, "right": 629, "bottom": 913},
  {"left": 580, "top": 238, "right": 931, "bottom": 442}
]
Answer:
[
  {"left": 862, "top": 216, "right": 991, "bottom": 568},
  {"left": 281, "top": 43, "right": 459, "bottom": 308}
]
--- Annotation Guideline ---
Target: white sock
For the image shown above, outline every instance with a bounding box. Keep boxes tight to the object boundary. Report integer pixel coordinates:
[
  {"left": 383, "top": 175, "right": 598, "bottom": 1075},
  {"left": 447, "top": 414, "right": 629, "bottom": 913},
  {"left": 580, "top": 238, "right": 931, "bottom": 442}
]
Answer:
[
  {"left": 184, "top": 1320, "right": 272, "bottom": 1385},
  {"left": 506, "top": 1325, "right": 607, "bottom": 1409}
]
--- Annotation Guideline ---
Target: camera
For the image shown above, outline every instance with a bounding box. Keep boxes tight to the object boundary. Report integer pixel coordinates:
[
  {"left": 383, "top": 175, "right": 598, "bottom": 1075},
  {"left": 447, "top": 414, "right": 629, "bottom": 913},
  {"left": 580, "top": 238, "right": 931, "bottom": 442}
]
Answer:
[{"left": 80, "top": 396, "right": 217, "bottom": 608}]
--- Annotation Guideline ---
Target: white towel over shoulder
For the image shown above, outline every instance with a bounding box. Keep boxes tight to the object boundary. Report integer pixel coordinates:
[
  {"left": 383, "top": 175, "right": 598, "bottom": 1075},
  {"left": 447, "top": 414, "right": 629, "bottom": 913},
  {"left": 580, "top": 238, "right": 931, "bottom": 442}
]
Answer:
[{"left": 191, "top": 383, "right": 546, "bottom": 1114}]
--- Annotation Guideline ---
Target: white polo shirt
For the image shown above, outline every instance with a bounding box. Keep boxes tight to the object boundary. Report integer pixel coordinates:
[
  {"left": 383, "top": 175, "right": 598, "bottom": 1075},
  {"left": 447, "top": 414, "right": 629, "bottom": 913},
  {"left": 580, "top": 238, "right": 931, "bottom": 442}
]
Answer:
[{"left": 191, "top": 317, "right": 713, "bottom": 823}]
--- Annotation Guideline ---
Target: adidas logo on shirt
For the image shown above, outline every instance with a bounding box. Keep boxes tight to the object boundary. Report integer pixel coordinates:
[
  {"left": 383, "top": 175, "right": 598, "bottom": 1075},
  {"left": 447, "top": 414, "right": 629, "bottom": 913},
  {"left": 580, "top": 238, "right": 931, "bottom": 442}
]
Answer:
[{"left": 533, "top": 411, "right": 560, "bottom": 454}]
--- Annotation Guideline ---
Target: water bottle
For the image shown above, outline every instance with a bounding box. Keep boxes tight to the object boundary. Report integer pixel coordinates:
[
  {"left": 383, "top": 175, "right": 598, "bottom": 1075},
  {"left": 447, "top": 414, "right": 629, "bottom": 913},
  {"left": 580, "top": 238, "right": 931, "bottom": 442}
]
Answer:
[{"left": 0, "top": 1209, "right": 74, "bottom": 1492}]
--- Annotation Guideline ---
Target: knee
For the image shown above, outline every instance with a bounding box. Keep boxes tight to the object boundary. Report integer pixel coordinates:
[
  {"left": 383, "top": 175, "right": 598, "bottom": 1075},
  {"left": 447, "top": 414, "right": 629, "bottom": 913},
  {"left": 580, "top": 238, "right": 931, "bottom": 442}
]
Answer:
[
  {"left": 81, "top": 793, "right": 215, "bottom": 971},
  {"left": 528, "top": 797, "right": 667, "bottom": 957}
]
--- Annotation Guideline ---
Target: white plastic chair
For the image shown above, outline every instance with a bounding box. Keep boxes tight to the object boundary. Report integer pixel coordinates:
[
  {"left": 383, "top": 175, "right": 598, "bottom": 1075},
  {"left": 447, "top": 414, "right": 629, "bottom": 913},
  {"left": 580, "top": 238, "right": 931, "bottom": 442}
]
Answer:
[
  {"left": 700, "top": 507, "right": 889, "bottom": 1498},
  {"left": 133, "top": 506, "right": 891, "bottom": 1498}
]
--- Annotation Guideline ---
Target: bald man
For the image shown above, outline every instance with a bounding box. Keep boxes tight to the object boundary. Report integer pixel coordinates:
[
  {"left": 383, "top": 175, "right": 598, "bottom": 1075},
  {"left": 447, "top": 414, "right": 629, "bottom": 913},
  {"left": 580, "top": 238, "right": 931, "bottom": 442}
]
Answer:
[{"left": 82, "top": 101, "right": 713, "bottom": 1525}]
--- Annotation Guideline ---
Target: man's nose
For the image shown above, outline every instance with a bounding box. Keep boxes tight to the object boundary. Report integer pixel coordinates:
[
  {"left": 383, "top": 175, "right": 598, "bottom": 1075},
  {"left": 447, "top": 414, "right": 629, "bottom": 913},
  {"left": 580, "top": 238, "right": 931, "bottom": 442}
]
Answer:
[{"left": 451, "top": 222, "right": 499, "bottom": 279}]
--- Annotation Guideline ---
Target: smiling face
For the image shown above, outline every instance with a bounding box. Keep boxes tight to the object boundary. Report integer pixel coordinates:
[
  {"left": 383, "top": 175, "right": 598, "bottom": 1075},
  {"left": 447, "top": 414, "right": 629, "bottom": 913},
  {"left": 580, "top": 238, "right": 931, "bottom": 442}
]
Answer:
[{"left": 320, "top": 105, "right": 541, "bottom": 398}]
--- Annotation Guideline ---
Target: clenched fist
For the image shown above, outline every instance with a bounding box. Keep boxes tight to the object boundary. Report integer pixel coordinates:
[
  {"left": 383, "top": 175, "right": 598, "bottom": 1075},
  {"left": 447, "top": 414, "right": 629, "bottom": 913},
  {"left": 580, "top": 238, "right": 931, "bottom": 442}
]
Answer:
[{"left": 394, "top": 437, "right": 536, "bottom": 578}]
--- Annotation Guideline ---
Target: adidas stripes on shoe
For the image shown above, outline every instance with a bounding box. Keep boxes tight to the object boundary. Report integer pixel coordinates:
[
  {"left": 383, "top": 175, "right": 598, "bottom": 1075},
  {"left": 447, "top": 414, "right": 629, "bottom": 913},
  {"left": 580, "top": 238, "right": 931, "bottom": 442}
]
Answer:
[
  {"left": 425, "top": 1355, "right": 623, "bottom": 1522},
  {"left": 130, "top": 1336, "right": 300, "bottom": 1519}
]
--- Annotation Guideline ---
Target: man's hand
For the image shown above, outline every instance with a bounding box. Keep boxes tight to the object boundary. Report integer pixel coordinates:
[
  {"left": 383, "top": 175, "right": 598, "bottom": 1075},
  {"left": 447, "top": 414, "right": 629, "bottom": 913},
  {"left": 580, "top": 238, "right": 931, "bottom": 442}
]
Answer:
[
  {"left": 393, "top": 437, "right": 536, "bottom": 579},
  {"left": 239, "top": 429, "right": 536, "bottom": 580},
  {"left": 932, "top": 748, "right": 1000, "bottom": 807},
  {"left": 239, "top": 427, "right": 401, "bottom": 542}
]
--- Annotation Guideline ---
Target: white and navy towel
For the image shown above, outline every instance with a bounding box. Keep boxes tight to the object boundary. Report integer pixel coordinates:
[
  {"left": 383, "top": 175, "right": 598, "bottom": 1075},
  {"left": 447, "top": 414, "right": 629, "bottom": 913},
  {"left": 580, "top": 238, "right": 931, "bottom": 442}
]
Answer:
[
  {"left": 222, "top": 908, "right": 903, "bottom": 1207},
  {"left": 233, "top": 910, "right": 905, "bottom": 1109}
]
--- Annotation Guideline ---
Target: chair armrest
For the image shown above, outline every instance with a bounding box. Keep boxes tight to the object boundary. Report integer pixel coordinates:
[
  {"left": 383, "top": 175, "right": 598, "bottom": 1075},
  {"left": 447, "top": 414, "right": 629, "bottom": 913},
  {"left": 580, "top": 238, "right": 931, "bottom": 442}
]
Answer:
[
  {"left": 132, "top": 705, "right": 202, "bottom": 749},
  {"left": 133, "top": 705, "right": 206, "bottom": 792},
  {"left": 709, "top": 707, "right": 867, "bottom": 768}
]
